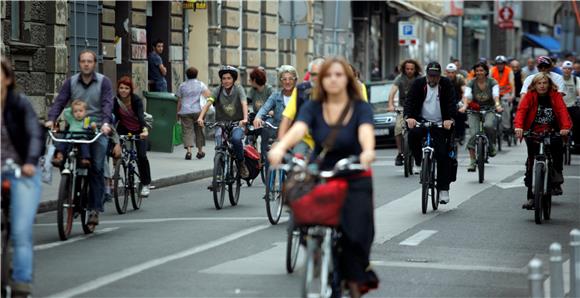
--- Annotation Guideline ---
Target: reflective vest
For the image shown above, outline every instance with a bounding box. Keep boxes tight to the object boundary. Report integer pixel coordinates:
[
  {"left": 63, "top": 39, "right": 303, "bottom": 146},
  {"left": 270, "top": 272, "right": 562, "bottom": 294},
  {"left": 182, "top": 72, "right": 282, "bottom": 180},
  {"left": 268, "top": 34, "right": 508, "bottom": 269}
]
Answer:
[{"left": 490, "top": 66, "right": 513, "bottom": 96}]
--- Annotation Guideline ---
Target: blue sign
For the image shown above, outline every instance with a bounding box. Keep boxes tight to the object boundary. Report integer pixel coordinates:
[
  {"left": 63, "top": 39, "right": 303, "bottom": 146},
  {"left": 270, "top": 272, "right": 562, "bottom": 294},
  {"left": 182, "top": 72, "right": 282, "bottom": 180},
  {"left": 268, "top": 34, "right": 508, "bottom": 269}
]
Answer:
[
  {"left": 403, "top": 25, "right": 414, "bottom": 36},
  {"left": 554, "top": 24, "right": 562, "bottom": 38}
]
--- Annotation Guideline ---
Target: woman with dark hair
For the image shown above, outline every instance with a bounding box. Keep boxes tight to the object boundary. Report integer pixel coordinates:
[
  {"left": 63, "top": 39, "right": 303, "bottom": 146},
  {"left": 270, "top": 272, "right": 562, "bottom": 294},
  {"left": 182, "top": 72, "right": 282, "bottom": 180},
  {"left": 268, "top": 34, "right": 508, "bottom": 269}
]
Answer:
[
  {"left": 514, "top": 73, "right": 572, "bottom": 208},
  {"left": 1, "top": 58, "right": 44, "bottom": 297},
  {"left": 177, "top": 66, "right": 212, "bottom": 160},
  {"left": 459, "top": 62, "right": 503, "bottom": 171},
  {"left": 113, "top": 76, "right": 152, "bottom": 196},
  {"left": 269, "top": 57, "right": 379, "bottom": 296},
  {"left": 248, "top": 67, "right": 274, "bottom": 113}
]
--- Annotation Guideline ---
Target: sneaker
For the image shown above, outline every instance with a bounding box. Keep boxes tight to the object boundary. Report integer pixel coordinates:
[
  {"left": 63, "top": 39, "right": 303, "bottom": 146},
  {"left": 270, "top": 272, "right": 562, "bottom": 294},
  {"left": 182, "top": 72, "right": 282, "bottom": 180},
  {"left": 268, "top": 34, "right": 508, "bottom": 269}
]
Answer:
[
  {"left": 552, "top": 185, "right": 563, "bottom": 196},
  {"left": 439, "top": 190, "right": 450, "bottom": 204},
  {"left": 239, "top": 161, "right": 250, "bottom": 179},
  {"left": 467, "top": 160, "right": 476, "bottom": 172},
  {"left": 395, "top": 153, "right": 404, "bottom": 166},
  {"left": 522, "top": 199, "right": 534, "bottom": 210},
  {"left": 141, "top": 185, "right": 151, "bottom": 197},
  {"left": 87, "top": 211, "right": 99, "bottom": 225},
  {"left": 488, "top": 146, "right": 497, "bottom": 157}
]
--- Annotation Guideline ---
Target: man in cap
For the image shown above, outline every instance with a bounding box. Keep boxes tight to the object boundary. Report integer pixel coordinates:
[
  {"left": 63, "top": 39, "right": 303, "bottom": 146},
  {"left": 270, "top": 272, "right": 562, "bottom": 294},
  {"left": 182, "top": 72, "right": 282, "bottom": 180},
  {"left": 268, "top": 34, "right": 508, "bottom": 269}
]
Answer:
[{"left": 445, "top": 63, "right": 466, "bottom": 144}]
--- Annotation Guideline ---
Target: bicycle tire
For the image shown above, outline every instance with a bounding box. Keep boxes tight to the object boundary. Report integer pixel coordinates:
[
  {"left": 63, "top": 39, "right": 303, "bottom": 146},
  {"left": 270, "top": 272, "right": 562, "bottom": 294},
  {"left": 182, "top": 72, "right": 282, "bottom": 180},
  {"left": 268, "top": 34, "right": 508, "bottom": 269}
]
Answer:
[
  {"left": 228, "top": 159, "right": 241, "bottom": 206},
  {"left": 543, "top": 166, "right": 552, "bottom": 220},
  {"left": 431, "top": 160, "right": 439, "bottom": 211},
  {"left": 266, "top": 170, "right": 283, "bottom": 225},
  {"left": 130, "top": 165, "right": 143, "bottom": 210},
  {"left": 421, "top": 154, "right": 430, "bottom": 214},
  {"left": 79, "top": 176, "right": 95, "bottom": 234},
  {"left": 533, "top": 163, "right": 545, "bottom": 224},
  {"left": 1, "top": 210, "right": 11, "bottom": 292},
  {"left": 477, "top": 139, "right": 485, "bottom": 183},
  {"left": 286, "top": 225, "right": 301, "bottom": 273},
  {"left": 564, "top": 144, "right": 571, "bottom": 165},
  {"left": 497, "top": 127, "right": 503, "bottom": 152},
  {"left": 302, "top": 237, "right": 317, "bottom": 298},
  {"left": 507, "top": 132, "right": 513, "bottom": 147},
  {"left": 113, "top": 161, "right": 129, "bottom": 214},
  {"left": 212, "top": 153, "right": 226, "bottom": 210},
  {"left": 57, "top": 173, "right": 74, "bottom": 240}
]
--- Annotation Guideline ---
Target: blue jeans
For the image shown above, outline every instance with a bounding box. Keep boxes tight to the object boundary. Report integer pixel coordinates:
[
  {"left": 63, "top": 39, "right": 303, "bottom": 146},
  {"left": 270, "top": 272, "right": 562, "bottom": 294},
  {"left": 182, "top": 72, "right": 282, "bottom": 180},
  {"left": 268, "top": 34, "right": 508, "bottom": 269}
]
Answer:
[
  {"left": 9, "top": 170, "right": 41, "bottom": 284},
  {"left": 215, "top": 126, "right": 245, "bottom": 161},
  {"left": 153, "top": 79, "right": 167, "bottom": 92},
  {"left": 89, "top": 135, "right": 108, "bottom": 212}
]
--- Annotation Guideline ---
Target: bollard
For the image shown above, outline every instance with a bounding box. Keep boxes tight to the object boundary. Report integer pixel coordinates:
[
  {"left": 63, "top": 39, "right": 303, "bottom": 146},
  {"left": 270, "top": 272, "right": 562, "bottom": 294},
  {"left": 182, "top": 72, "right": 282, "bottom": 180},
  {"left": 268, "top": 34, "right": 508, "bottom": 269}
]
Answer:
[
  {"left": 529, "top": 258, "right": 545, "bottom": 298},
  {"left": 549, "top": 243, "right": 564, "bottom": 298},
  {"left": 571, "top": 229, "right": 580, "bottom": 298}
]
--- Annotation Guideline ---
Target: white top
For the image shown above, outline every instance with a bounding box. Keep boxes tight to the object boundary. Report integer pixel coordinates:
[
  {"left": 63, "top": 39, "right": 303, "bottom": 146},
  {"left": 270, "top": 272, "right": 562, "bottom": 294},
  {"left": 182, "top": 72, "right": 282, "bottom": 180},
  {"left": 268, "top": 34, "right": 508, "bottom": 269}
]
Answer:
[
  {"left": 283, "top": 95, "right": 291, "bottom": 106},
  {"left": 562, "top": 76, "right": 580, "bottom": 107},
  {"left": 520, "top": 72, "right": 566, "bottom": 95},
  {"left": 421, "top": 85, "right": 442, "bottom": 122}
]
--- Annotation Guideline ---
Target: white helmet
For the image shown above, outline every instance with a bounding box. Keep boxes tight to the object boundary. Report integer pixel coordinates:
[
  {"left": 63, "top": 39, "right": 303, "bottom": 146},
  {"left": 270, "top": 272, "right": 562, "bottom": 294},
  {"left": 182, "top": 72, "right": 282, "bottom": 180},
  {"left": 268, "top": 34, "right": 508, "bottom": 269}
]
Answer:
[{"left": 446, "top": 63, "right": 458, "bottom": 72}]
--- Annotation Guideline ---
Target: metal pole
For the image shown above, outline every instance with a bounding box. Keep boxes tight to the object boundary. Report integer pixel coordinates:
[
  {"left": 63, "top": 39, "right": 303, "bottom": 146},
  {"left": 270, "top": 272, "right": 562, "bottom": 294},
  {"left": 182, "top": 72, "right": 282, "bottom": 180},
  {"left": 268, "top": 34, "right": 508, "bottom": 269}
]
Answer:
[
  {"left": 333, "top": 1, "right": 339, "bottom": 55},
  {"left": 571, "top": 229, "right": 580, "bottom": 298},
  {"left": 549, "top": 243, "right": 564, "bottom": 298},
  {"left": 291, "top": 1, "right": 295, "bottom": 67},
  {"left": 457, "top": 16, "right": 463, "bottom": 62},
  {"left": 528, "top": 258, "right": 544, "bottom": 298},
  {"left": 183, "top": 9, "right": 189, "bottom": 71}
]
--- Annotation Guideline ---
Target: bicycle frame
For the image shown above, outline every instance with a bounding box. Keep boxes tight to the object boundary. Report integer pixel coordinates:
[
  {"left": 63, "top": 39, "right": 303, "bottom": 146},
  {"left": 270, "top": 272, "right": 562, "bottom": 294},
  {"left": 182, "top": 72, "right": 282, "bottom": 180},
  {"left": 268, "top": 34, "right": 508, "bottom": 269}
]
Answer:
[
  {"left": 120, "top": 136, "right": 141, "bottom": 182},
  {"left": 531, "top": 135, "right": 553, "bottom": 193}
]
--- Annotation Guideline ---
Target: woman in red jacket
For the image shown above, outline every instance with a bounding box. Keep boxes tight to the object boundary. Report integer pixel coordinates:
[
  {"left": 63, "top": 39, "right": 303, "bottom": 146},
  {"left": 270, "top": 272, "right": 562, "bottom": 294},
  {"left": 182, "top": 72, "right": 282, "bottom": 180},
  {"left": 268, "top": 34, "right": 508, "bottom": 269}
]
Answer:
[{"left": 514, "top": 73, "right": 572, "bottom": 209}]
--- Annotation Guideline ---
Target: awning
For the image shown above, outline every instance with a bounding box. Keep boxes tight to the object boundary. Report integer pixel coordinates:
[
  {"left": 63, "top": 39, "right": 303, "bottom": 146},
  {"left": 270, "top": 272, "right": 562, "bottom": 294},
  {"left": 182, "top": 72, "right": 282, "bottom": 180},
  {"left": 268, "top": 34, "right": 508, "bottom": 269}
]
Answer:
[
  {"left": 523, "top": 33, "right": 561, "bottom": 53},
  {"left": 387, "top": 0, "right": 444, "bottom": 26}
]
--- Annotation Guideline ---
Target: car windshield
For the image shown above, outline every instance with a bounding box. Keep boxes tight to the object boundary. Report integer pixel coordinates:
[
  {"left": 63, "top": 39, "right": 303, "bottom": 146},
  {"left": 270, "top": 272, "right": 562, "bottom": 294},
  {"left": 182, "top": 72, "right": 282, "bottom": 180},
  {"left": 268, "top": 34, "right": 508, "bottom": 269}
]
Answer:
[{"left": 367, "top": 81, "right": 398, "bottom": 114}]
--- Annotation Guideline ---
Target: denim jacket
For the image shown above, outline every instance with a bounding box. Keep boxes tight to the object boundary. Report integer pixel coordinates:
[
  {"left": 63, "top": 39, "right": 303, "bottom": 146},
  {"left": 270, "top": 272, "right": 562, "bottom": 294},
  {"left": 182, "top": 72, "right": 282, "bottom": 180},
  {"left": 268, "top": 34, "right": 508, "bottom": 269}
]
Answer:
[{"left": 255, "top": 90, "right": 287, "bottom": 126}]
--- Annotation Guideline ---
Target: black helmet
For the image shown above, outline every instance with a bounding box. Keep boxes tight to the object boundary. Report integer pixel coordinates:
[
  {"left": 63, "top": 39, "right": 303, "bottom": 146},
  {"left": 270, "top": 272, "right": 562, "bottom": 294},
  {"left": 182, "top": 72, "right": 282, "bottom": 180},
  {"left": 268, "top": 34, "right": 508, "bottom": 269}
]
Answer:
[{"left": 218, "top": 65, "right": 239, "bottom": 81}]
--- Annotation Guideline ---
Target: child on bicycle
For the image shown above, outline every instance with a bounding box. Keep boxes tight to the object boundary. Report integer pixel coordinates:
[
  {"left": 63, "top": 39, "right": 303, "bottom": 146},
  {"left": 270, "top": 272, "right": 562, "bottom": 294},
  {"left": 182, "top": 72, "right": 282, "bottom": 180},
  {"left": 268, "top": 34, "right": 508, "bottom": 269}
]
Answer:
[{"left": 52, "top": 99, "right": 95, "bottom": 168}]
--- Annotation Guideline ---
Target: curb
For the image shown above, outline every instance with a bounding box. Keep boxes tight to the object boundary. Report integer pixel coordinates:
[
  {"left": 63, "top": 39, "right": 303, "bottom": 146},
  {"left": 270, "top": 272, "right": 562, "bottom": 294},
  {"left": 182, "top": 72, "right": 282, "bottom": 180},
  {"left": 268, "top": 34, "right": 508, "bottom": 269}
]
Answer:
[{"left": 37, "top": 169, "right": 214, "bottom": 214}]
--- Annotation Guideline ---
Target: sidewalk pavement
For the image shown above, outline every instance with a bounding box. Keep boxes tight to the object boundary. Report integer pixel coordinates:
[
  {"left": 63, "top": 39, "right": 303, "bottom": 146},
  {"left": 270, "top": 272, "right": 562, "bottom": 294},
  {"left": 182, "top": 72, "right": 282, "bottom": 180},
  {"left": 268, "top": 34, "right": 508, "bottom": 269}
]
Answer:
[{"left": 38, "top": 141, "right": 217, "bottom": 213}]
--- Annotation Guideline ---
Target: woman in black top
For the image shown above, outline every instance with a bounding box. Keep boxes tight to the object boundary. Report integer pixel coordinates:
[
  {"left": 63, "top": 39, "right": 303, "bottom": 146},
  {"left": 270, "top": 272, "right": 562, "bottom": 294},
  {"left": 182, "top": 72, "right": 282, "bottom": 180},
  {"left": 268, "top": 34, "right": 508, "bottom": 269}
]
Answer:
[{"left": 269, "top": 57, "right": 378, "bottom": 296}]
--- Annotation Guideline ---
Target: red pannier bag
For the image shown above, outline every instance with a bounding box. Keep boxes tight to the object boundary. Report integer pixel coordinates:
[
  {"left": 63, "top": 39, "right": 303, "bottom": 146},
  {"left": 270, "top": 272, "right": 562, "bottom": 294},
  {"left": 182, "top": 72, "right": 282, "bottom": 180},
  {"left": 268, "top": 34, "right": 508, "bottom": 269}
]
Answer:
[
  {"left": 243, "top": 145, "right": 261, "bottom": 180},
  {"left": 288, "top": 178, "right": 349, "bottom": 227}
]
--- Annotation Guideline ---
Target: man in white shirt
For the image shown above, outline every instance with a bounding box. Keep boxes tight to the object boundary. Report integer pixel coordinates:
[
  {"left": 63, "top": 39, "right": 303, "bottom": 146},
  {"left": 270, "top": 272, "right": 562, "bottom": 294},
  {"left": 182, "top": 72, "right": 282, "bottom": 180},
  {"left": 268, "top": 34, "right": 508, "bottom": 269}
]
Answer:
[
  {"left": 562, "top": 60, "right": 580, "bottom": 148},
  {"left": 520, "top": 56, "right": 566, "bottom": 96}
]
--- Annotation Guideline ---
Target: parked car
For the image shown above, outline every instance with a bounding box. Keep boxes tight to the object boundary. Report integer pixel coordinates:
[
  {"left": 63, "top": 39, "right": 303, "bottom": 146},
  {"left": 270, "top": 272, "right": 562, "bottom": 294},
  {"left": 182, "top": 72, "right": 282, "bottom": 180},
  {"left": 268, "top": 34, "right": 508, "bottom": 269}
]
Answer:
[{"left": 367, "top": 81, "right": 398, "bottom": 147}]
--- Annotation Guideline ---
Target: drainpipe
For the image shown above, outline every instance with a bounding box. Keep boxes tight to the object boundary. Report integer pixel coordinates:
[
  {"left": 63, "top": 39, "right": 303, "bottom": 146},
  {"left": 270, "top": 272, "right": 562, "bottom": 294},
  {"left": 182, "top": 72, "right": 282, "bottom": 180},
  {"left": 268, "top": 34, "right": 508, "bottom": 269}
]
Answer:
[
  {"left": 183, "top": 8, "right": 189, "bottom": 71},
  {"left": 239, "top": 0, "right": 243, "bottom": 70}
]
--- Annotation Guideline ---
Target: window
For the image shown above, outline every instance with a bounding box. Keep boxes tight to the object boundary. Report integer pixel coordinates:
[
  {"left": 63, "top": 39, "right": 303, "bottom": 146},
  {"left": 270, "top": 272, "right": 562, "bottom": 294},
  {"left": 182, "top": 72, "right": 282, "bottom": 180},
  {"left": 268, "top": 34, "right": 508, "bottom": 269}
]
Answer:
[
  {"left": 10, "top": 0, "right": 21, "bottom": 40},
  {"left": 68, "top": 1, "right": 101, "bottom": 75}
]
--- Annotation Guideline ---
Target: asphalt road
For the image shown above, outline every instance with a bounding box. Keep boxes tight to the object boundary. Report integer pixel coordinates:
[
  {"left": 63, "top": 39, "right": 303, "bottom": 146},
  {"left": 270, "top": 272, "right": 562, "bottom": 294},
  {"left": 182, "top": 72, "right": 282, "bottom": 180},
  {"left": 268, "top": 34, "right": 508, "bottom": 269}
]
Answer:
[{"left": 31, "top": 144, "right": 580, "bottom": 297}]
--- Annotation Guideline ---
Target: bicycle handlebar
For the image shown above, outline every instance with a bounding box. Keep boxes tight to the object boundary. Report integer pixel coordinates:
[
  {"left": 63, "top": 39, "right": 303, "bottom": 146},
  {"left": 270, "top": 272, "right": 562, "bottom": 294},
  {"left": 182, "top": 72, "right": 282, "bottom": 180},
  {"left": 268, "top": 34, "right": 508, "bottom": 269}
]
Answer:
[
  {"left": 270, "top": 155, "right": 364, "bottom": 178},
  {"left": 205, "top": 121, "right": 239, "bottom": 129},
  {"left": 48, "top": 130, "right": 104, "bottom": 144},
  {"left": 119, "top": 134, "right": 141, "bottom": 141},
  {"left": 415, "top": 121, "right": 444, "bottom": 128}
]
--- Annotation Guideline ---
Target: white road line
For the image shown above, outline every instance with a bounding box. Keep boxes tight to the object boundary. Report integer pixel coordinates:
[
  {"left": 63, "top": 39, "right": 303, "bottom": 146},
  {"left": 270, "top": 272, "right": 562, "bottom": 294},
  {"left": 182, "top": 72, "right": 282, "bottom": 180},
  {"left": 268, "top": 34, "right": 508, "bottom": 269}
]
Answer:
[
  {"left": 399, "top": 230, "right": 438, "bottom": 246},
  {"left": 34, "top": 227, "right": 119, "bottom": 251},
  {"left": 371, "top": 260, "right": 526, "bottom": 274},
  {"left": 44, "top": 223, "right": 272, "bottom": 298},
  {"left": 34, "top": 216, "right": 280, "bottom": 227},
  {"left": 564, "top": 176, "right": 580, "bottom": 179}
]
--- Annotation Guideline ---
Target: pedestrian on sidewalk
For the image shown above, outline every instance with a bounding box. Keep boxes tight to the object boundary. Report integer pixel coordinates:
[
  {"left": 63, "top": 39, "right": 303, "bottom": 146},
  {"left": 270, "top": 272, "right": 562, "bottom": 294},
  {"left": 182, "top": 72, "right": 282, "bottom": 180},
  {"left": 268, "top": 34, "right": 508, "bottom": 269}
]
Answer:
[
  {"left": 114, "top": 76, "right": 152, "bottom": 197},
  {"left": 1, "top": 58, "right": 44, "bottom": 298},
  {"left": 176, "top": 67, "right": 211, "bottom": 160},
  {"left": 148, "top": 39, "right": 168, "bottom": 92},
  {"left": 46, "top": 50, "right": 114, "bottom": 226}
]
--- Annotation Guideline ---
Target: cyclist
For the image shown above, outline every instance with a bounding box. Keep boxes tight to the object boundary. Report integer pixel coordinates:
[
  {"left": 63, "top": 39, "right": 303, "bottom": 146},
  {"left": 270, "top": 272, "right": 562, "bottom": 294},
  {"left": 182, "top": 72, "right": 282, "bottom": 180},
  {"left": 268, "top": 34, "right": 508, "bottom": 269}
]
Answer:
[
  {"left": 514, "top": 73, "right": 572, "bottom": 208},
  {"left": 46, "top": 49, "right": 114, "bottom": 226},
  {"left": 0, "top": 58, "right": 44, "bottom": 298},
  {"left": 247, "top": 67, "right": 274, "bottom": 113},
  {"left": 561, "top": 61, "right": 580, "bottom": 147},
  {"left": 522, "top": 57, "right": 539, "bottom": 78},
  {"left": 277, "top": 58, "right": 325, "bottom": 157},
  {"left": 521, "top": 56, "right": 566, "bottom": 96},
  {"left": 405, "top": 62, "right": 456, "bottom": 204},
  {"left": 491, "top": 56, "right": 516, "bottom": 136},
  {"left": 113, "top": 76, "right": 152, "bottom": 197},
  {"left": 387, "top": 59, "right": 422, "bottom": 166},
  {"left": 459, "top": 62, "right": 503, "bottom": 171},
  {"left": 445, "top": 63, "right": 467, "bottom": 144},
  {"left": 253, "top": 65, "right": 298, "bottom": 156},
  {"left": 197, "top": 65, "right": 249, "bottom": 178},
  {"left": 269, "top": 57, "right": 378, "bottom": 296}
]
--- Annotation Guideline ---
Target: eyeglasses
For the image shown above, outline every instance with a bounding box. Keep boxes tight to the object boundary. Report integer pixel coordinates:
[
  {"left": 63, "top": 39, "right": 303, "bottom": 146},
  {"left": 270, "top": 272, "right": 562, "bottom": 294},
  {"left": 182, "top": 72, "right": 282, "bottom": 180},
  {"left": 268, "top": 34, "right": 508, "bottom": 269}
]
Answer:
[{"left": 280, "top": 77, "right": 296, "bottom": 82}]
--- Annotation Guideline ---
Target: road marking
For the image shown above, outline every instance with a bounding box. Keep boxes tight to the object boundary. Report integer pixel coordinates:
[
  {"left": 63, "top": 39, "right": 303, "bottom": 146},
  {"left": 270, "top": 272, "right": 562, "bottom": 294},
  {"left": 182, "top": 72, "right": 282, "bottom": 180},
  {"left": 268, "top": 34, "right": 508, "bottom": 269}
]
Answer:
[
  {"left": 34, "top": 227, "right": 119, "bottom": 251},
  {"left": 371, "top": 260, "right": 526, "bottom": 274},
  {"left": 34, "top": 216, "right": 281, "bottom": 227},
  {"left": 44, "top": 223, "right": 272, "bottom": 298},
  {"left": 399, "top": 230, "right": 438, "bottom": 246},
  {"left": 564, "top": 176, "right": 580, "bottom": 179}
]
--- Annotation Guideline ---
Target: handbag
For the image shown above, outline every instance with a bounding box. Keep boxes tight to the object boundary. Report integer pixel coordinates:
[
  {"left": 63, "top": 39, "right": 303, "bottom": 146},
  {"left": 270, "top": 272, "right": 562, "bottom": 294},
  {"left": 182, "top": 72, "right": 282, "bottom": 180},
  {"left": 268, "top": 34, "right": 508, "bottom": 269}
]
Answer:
[{"left": 283, "top": 102, "right": 352, "bottom": 226}]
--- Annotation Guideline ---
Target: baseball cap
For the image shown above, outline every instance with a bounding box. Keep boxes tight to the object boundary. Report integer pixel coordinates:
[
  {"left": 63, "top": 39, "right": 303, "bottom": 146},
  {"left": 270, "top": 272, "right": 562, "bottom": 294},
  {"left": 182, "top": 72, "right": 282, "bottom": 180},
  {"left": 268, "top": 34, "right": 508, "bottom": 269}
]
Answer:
[
  {"left": 445, "top": 63, "right": 457, "bottom": 72},
  {"left": 562, "top": 61, "right": 573, "bottom": 69},
  {"left": 426, "top": 62, "right": 442, "bottom": 76}
]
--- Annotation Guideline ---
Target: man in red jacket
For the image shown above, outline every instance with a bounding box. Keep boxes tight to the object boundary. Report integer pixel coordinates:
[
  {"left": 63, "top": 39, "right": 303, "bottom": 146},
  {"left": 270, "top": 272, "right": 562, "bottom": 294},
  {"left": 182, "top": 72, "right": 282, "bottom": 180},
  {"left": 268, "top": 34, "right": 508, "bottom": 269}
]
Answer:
[{"left": 514, "top": 73, "right": 572, "bottom": 209}]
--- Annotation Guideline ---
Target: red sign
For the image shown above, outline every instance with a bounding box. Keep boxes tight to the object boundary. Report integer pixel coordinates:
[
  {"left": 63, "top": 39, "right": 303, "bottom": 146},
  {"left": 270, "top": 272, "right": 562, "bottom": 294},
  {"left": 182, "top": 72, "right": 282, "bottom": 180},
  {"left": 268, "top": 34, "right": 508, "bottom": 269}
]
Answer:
[{"left": 498, "top": 6, "right": 514, "bottom": 30}]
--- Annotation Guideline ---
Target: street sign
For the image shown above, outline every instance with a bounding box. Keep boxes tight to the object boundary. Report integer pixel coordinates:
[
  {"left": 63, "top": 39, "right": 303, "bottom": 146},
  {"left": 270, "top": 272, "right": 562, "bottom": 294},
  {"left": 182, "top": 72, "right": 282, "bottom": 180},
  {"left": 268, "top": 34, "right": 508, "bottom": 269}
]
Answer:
[
  {"left": 279, "top": 0, "right": 307, "bottom": 23},
  {"left": 554, "top": 24, "right": 562, "bottom": 38},
  {"left": 398, "top": 22, "right": 417, "bottom": 46},
  {"left": 498, "top": 6, "right": 514, "bottom": 29}
]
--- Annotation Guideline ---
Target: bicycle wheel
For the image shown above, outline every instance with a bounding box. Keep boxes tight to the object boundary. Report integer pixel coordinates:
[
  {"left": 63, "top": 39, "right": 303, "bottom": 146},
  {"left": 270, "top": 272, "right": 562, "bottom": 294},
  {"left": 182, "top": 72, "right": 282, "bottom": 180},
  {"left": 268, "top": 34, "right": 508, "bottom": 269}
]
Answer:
[
  {"left": 113, "top": 161, "right": 129, "bottom": 214},
  {"left": 57, "top": 173, "right": 74, "bottom": 240},
  {"left": 543, "top": 168, "right": 552, "bottom": 220},
  {"left": 266, "top": 170, "right": 283, "bottom": 225},
  {"left": 564, "top": 143, "right": 571, "bottom": 165},
  {"left": 1, "top": 210, "right": 11, "bottom": 292},
  {"left": 286, "top": 224, "right": 301, "bottom": 273},
  {"left": 228, "top": 159, "right": 241, "bottom": 206},
  {"left": 130, "top": 165, "right": 143, "bottom": 210},
  {"left": 496, "top": 127, "right": 503, "bottom": 152},
  {"left": 507, "top": 132, "right": 513, "bottom": 147},
  {"left": 212, "top": 153, "right": 226, "bottom": 210},
  {"left": 421, "top": 154, "right": 431, "bottom": 214},
  {"left": 477, "top": 139, "right": 485, "bottom": 183},
  {"left": 79, "top": 176, "right": 95, "bottom": 234},
  {"left": 533, "top": 163, "right": 545, "bottom": 224},
  {"left": 302, "top": 237, "right": 319, "bottom": 298},
  {"left": 260, "top": 157, "right": 268, "bottom": 185},
  {"left": 403, "top": 132, "right": 412, "bottom": 177},
  {"left": 431, "top": 160, "right": 439, "bottom": 211}
]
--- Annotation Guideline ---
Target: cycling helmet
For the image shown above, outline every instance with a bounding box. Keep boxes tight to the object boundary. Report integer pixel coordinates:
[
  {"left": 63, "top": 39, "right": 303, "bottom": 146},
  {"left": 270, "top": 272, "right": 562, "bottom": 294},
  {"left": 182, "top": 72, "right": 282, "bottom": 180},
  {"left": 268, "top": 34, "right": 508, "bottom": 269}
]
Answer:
[
  {"left": 536, "top": 56, "right": 552, "bottom": 67},
  {"left": 218, "top": 65, "right": 239, "bottom": 81},
  {"left": 495, "top": 55, "right": 507, "bottom": 64},
  {"left": 445, "top": 63, "right": 457, "bottom": 72}
]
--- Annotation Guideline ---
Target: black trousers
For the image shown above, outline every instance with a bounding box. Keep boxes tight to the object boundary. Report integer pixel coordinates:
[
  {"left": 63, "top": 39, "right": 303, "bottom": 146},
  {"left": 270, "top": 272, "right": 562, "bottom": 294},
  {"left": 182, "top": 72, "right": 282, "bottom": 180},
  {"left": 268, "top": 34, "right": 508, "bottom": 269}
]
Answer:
[
  {"left": 524, "top": 137, "right": 563, "bottom": 189},
  {"left": 568, "top": 107, "right": 580, "bottom": 146},
  {"left": 408, "top": 127, "right": 453, "bottom": 190}
]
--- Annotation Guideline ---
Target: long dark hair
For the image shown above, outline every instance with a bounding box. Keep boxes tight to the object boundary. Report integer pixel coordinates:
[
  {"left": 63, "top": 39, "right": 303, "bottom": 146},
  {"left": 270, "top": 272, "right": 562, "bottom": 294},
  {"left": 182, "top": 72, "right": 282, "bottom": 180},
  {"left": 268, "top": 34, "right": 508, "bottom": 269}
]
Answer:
[
  {"left": 314, "top": 57, "right": 363, "bottom": 102},
  {"left": 1, "top": 58, "right": 15, "bottom": 91},
  {"left": 399, "top": 59, "right": 422, "bottom": 77}
]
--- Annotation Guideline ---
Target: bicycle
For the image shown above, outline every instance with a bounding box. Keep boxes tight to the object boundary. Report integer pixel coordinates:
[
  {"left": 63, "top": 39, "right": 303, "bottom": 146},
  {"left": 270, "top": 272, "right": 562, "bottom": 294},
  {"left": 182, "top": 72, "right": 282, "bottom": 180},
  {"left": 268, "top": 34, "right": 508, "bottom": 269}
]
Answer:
[
  {"left": 1, "top": 159, "right": 20, "bottom": 297},
  {"left": 525, "top": 131, "right": 559, "bottom": 224},
  {"left": 48, "top": 130, "right": 103, "bottom": 240},
  {"left": 259, "top": 122, "right": 285, "bottom": 225},
  {"left": 112, "top": 134, "right": 144, "bottom": 214},
  {"left": 467, "top": 109, "right": 494, "bottom": 183},
  {"left": 415, "top": 121, "right": 443, "bottom": 214},
  {"left": 495, "top": 112, "right": 503, "bottom": 153},
  {"left": 206, "top": 121, "right": 242, "bottom": 210},
  {"left": 396, "top": 110, "right": 414, "bottom": 178},
  {"left": 563, "top": 131, "right": 573, "bottom": 166}
]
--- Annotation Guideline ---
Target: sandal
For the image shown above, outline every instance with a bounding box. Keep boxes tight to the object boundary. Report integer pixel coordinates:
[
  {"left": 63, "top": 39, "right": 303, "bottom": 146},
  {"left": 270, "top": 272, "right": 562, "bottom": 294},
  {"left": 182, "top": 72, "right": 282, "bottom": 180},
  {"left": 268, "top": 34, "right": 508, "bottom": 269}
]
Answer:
[
  {"left": 196, "top": 152, "right": 205, "bottom": 159},
  {"left": 185, "top": 152, "right": 192, "bottom": 160}
]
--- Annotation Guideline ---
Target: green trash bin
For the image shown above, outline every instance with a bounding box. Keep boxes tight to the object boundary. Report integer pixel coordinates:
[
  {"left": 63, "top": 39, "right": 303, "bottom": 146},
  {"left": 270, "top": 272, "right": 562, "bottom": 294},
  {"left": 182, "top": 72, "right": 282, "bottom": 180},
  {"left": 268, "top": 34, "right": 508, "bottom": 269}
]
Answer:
[{"left": 143, "top": 91, "right": 178, "bottom": 153}]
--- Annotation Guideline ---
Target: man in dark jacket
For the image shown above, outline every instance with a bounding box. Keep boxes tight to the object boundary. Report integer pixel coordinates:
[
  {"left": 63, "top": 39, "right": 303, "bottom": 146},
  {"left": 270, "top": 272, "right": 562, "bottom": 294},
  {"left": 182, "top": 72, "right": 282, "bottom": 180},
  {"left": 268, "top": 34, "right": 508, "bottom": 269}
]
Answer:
[{"left": 404, "top": 62, "right": 456, "bottom": 204}]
